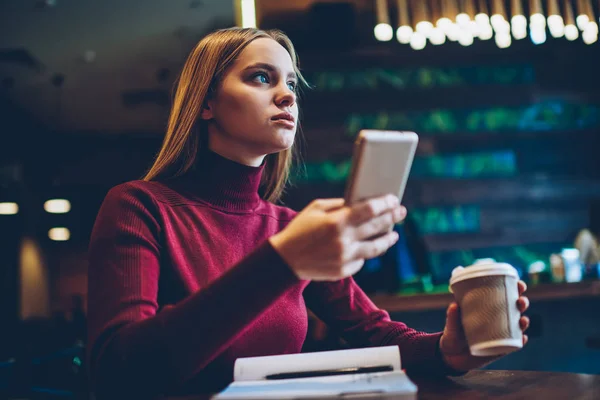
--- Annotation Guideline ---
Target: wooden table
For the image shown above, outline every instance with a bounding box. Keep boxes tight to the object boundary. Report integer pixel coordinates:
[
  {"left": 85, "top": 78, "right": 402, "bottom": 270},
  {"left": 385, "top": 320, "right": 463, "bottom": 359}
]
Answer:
[
  {"left": 172, "top": 370, "right": 600, "bottom": 399},
  {"left": 411, "top": 370, "right": 600, "bottom": 399}
]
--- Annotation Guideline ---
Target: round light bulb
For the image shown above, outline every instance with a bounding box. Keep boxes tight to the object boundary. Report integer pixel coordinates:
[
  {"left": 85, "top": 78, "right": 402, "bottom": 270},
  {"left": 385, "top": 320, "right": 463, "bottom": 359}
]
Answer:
[
  {"left": 479, "top": 24, "right": 494, "bottom": 40},
  {"left": 530, "top": 27, "right": 547, "bottom": 45},
  {"left": 396, "top": 25, "right": 413, "bottom": 44},
  {"left": 437, "top": 17, "right": 452, "bottom": 32},
  {"left": 429, "top": 27, "right": 446, "bottom": 45},
  {"left": 416, "top": 20, "right": 434, "bottom": 36},
  {"left": 374, "top": 23, "right": 393, "bottom": 41},
  {"left": 548, "top": 15, "right": 565, "bottom": 38},
  {"left": 583, "top": 27, "right": 598, "bottom": 44},
  {"left": 456, "top": 13, "right": 470, "bottom": 27},
  {"left": 530, "top": 13, "right": 546, "bottom": 29},
  {"left": 512, "top": 25, "right": 528, "bottom": 40},
  {"left": 576, "top": 15, "right": 590, "bottom": 31},
  {"left": 564, "top": 24, "right": 579, "bottom": 41},
  {"left": 446, "top": 23, "right": 461, "bottom": 41},
  {"left": 547, "top": 15, "right": 564, "bottom": 28},
  {"left": 511, "top": 16, "right": 528, "bottom": 40},
  {"left": 549, "top": 24, "right": 565, "bottom": 38},
  {"left": 586, "top": 22, "right": 598, "bottom": 34},
  {"left": 493, "top": 19, "right": 510, "bottom": 34},
  {"left": 409, "top": 32, "right": 427, "bottom": 50},
  {"left": 475, "top": 13, "right": 490, "bottom": 27},
  {"left": 495, "top": 33, "right": 512, "bottom": 48},
  {"left": 467, "top": 20, "right": 480, "bottom": 37},
  {"left": 490, "top": 14, "right": 505, "bottom": 29},
  {"left": 511, "top": 15, "right": 527, "bottom": 29},
  {"left": 458, "top": 30, "right": 474, "bottom": 46}
]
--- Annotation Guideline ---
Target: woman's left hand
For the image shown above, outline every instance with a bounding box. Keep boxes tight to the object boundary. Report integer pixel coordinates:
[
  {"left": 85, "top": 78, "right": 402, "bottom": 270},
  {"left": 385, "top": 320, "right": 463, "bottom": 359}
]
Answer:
[{"left": 439, "top": 280, "right": 530, "bottom": 373}]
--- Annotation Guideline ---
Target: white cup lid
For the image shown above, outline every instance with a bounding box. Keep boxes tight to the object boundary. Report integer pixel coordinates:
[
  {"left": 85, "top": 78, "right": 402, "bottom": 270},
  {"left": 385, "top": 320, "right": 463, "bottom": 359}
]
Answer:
[{"left": 449, "top": 262, "right": 518, "bottom": 290}]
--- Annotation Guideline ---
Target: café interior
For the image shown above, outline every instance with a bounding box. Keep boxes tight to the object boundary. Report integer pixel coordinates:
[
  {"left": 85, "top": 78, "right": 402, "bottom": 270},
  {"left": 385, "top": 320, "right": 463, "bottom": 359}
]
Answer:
[{"left": 1, "top": 0, "right": 599, "bottom": 398}]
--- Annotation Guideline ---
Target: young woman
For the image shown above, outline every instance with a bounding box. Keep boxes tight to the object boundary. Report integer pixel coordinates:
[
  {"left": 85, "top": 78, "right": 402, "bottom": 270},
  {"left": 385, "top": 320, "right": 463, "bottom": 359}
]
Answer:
[{"left": 87, "top": 27, "right": 530, "bottom": 399}]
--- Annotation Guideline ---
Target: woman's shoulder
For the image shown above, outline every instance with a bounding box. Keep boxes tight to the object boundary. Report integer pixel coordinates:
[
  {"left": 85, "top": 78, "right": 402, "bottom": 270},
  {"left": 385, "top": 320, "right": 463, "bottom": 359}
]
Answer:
[{"left": 104, "top": 179, "right": 186, "bottom": 207}]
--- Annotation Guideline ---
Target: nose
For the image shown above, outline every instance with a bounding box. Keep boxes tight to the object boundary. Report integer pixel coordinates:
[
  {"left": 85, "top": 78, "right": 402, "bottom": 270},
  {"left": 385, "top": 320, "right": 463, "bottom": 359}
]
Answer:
[{"left": 275, "top": 82, "right": 296, "bottom": 108}]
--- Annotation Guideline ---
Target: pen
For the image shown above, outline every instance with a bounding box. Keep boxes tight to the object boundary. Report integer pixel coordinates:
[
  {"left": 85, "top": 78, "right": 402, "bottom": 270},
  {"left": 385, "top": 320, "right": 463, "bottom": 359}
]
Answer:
[{"left": 265, "top": 365, "right": 394, "bottom": 380}]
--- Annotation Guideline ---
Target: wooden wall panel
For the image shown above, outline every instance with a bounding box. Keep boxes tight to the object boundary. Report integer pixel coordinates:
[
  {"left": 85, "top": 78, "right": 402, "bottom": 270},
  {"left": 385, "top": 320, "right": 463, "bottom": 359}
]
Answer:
[{"left": 405, "top": 178, "right": 600, "bottom": 207}]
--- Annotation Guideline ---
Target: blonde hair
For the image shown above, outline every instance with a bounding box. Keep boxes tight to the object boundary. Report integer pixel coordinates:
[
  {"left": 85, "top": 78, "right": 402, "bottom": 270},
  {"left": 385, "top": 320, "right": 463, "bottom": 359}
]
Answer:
[{"left": 143, "top": 27, "right": 307, "bottom": 203}]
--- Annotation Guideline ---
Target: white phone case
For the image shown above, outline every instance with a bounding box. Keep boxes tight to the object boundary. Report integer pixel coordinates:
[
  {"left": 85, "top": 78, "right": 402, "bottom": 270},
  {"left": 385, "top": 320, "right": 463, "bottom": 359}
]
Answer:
[{"left": 344, "top": 130, "right": 419, "bottom": 205}]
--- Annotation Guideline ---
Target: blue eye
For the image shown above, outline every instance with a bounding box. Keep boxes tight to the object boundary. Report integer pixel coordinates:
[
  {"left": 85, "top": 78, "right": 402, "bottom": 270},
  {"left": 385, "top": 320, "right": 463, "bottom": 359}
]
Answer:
[
  {"left": 287, "top": 81, "right": 297, "bottom": 91},
  {"left": 253, "top": 72, "right": 269, "bottom": 84}
]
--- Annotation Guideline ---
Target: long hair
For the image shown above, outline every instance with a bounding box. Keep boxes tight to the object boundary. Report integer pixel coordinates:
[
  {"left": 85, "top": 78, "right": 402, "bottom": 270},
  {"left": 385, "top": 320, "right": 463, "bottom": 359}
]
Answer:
[{"left": 143, "top": 27, "right": 308, "bottom": 203}]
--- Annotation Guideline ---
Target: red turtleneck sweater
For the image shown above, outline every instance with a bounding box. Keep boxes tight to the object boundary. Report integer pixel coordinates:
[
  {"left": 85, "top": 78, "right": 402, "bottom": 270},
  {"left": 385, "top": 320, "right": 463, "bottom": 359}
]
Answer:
[{"left": 87, "top": 151, "right": 451, "bottom": 399}]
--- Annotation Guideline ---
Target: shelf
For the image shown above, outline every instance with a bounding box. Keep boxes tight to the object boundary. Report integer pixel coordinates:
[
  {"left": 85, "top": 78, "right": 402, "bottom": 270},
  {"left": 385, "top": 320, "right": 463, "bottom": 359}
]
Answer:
[{"left": 370, "top": 280, "right": 600, "bottom": 313}]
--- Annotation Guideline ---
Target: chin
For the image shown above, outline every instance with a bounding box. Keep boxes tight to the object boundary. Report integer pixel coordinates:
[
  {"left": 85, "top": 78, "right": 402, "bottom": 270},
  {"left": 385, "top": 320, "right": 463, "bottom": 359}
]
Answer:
[{"left": 271, "top": 130, "right": 296, "bottom": 150}]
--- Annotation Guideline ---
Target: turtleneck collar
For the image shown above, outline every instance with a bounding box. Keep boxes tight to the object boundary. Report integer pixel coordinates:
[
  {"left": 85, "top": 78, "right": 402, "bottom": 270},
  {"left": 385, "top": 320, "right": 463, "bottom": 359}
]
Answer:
[{"left": 177, "top": 150, "right": 265, "bottom": 212}]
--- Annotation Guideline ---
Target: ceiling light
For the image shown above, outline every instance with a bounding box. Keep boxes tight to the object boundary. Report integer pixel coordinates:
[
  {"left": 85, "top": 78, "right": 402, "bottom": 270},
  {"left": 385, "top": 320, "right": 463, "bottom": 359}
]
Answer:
[
  {"left": 0, "top": 202, "right": 18, "bottom": 215},
  {"left": 44, "top": 199, "right": 71, "bottom": 214},
  {"left": 531, "top": 27, "right": 547, "bottom": 44},
  {"left": 240, "top": 0, "right": 256, "bottom": 28},
  {"left": 409, "top": 32, "right": 427, "bottom": 50},
  {"left": 529, "top": 0, "right": 546, "bottom": 29},
  {"left": 576, "top": 0, "right": 593, "bottom": 30},
  {"left": 564, "top": 1, "right": 579, "bottom": 41},
  {"left": 396, "top": 0, "right": 413, "bottom": 43},
  {"left": 374, "top": 0, "right": 393, "bottom": 41},
  {"left": 49, "top": 227, "right": 70, "bottom": 241},
  {"left": 429, "top": 27, "right": 447, "bottom": 45},
  {"left": 582, "top": 26, "right": 598, "bottom": 44},
  {"left": 495, "top": 33, "right": 512, "bottom": 48}
]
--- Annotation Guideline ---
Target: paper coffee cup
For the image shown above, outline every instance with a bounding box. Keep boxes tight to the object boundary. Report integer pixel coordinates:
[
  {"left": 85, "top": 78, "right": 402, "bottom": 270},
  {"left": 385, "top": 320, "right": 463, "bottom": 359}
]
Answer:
[{"left": 449, "top": 262, "right": 522, "bottom": 357}]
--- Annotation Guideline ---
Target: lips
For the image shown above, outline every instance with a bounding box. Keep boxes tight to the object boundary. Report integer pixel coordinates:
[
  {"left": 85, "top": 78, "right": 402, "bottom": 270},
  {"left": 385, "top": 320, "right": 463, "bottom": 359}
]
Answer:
[{"left": 271, "top": 112, "right": 295, "bottom": 123}]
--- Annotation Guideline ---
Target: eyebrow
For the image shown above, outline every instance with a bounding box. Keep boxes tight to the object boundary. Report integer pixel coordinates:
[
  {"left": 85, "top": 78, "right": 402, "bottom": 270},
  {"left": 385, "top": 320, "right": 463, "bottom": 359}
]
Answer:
[{"left": 243, "top": 62, "right": 297, "bottom": 80}]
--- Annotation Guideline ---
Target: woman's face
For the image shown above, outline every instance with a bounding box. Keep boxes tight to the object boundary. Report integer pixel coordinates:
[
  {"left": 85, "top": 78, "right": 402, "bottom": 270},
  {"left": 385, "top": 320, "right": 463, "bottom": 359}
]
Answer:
[{"left": 202, "top": 37, "right": 299, "bottom": 166}]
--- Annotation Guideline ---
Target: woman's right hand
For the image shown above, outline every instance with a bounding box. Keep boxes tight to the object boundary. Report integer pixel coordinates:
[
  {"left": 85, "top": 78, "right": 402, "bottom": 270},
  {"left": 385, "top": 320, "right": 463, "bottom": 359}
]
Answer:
[{"left": 269, "top": 194, "right": 406, "bottom": 281}]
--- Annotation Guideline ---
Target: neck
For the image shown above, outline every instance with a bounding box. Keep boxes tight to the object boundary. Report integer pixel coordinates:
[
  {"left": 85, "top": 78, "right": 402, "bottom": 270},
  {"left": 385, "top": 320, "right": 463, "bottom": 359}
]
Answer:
[
  {"left": 175, "top": 149, "right": 265, "bottom": 211},
  {"left": 208, "top": 130, "right": 266, "bottom": 167}
]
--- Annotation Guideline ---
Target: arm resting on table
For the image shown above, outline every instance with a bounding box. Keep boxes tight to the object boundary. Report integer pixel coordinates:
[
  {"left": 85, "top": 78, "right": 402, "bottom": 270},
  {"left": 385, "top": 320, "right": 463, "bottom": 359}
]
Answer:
[{"left": 304, "top": 277, "right": 463, "bottom": 376}]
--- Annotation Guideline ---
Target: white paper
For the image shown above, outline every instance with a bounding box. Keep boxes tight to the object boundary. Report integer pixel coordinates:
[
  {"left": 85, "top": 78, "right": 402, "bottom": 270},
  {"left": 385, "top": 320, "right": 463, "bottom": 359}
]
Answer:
[
  {"left": 233, "top": 346, "right": 401, "bottom": 382},
  {"left": 212, "top": 370, "right": 417, "bottom": 400}
]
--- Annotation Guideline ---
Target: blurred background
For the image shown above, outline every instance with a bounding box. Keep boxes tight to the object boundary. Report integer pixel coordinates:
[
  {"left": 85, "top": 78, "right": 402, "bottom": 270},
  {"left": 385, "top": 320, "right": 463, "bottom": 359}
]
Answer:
[{"left": 1, "top": 0, "right": 600, "bottom": 398}]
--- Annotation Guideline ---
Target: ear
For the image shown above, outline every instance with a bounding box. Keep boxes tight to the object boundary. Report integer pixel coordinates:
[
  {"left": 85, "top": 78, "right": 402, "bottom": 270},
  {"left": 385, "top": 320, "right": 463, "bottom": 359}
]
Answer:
[{"left": 200, "top": 100, "right": 214, "bottom": 120}]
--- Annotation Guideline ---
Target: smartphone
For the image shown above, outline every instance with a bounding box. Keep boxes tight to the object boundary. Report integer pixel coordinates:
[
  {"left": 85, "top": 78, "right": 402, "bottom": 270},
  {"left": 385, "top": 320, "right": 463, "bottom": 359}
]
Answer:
[{"left": 344, "top": 130, "right": 419, "bottom": 205}]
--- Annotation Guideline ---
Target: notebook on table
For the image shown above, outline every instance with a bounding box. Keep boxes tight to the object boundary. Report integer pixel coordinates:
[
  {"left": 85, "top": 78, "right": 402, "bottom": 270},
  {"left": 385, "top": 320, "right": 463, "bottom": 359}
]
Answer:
[{"left": 212, "top": 346, "right": 417, "bottom": 399}]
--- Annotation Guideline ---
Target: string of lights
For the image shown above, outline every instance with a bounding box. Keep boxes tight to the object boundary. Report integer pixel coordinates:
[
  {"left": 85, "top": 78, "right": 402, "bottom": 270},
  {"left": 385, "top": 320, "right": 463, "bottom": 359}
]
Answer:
[{"left": 374, "top": 0, "right": 599, "bottom": 49}]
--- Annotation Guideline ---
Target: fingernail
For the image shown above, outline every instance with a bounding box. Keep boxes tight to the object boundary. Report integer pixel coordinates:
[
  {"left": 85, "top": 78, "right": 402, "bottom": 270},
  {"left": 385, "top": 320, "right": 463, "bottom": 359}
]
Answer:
[{"left": 388, "top": 194, "right": 399, "bottom": 206}]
